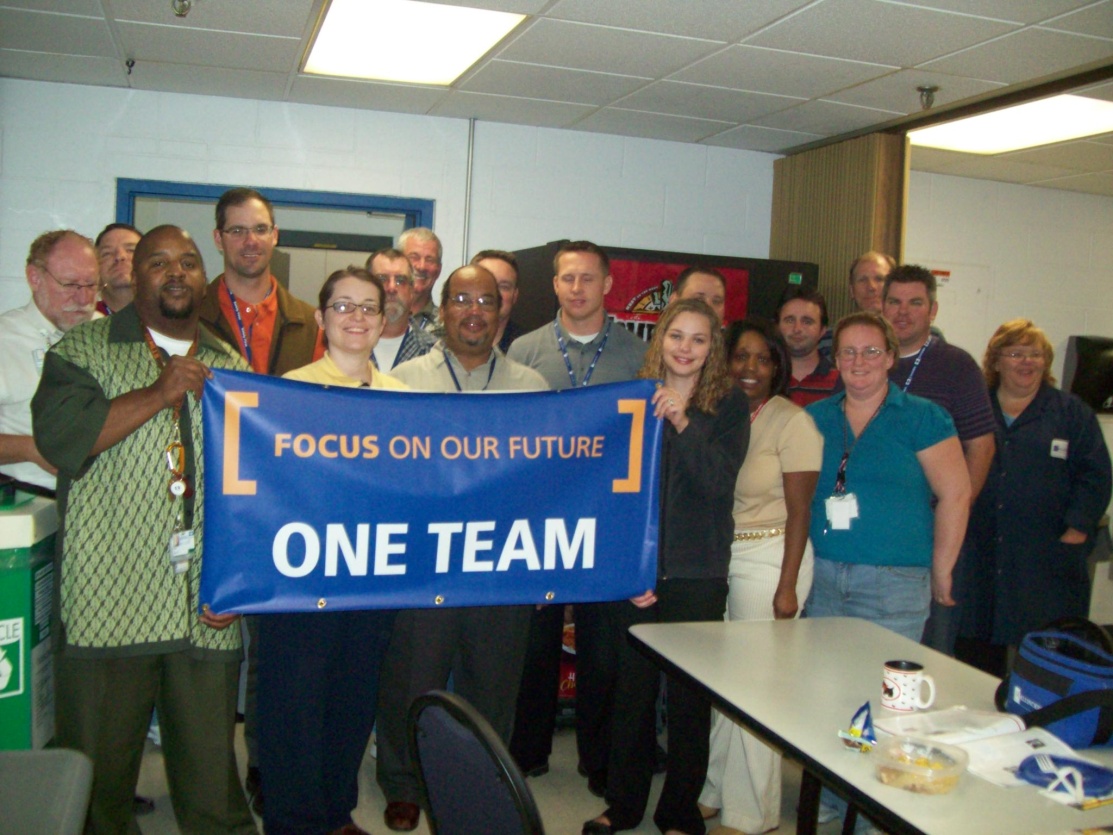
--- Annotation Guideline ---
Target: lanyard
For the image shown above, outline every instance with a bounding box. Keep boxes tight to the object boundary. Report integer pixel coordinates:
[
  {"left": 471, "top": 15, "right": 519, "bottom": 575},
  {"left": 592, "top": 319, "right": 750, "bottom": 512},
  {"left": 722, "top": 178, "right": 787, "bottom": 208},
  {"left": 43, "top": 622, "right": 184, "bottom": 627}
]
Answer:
[
  {"left": 224, "top": 282, "right": 255, "bottom": 367},
  {"left": 555, "top": 316, "right": 611, "bottom": 388},
  {"left": 142, "top": 328, "right": 199, "bottom": 500},
  {"left": 445, "top": 353, "right": 496, "bottom": 392},
  {"left": 750, "top": 398, "right": 769, "bottom": 424},
  {"left": 835, "top": 393, "right": 886, "bottom": 495},
  {"left": 900, "top": 336, "right": 933, "bottom": 392}
]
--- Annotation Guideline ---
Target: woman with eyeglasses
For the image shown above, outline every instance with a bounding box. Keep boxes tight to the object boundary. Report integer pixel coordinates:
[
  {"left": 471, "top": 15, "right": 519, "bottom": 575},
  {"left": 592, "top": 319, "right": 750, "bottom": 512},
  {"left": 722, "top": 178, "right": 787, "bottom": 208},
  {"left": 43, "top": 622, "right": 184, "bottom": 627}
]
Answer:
[
  {"left": 803, "top": 312, "right": 969, "bottom": 641},
  {"left": 583, "top": 299, "right": 747, "bottom": 835},
  {"left": 256, "top": 266, "right": 406, "bottom": 835},
  {"left": 697, "top": 319, "right": 822, "bottom": 835},
  {"left": 956, "top": 319, "right": 1111, "bottom": 677}
]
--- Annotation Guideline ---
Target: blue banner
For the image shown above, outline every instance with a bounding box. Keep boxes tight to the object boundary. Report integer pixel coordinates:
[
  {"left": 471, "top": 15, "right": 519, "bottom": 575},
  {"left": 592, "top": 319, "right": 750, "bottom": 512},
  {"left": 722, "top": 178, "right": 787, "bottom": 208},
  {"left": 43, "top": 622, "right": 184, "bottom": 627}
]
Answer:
[{"left": 200, "top": 370, "right": 661, "bottom": 614}]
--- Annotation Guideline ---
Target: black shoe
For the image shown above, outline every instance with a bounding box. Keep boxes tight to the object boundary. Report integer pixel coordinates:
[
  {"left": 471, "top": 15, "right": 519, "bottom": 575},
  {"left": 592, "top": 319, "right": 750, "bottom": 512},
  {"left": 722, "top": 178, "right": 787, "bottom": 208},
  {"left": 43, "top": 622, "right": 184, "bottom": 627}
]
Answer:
[
  {"left": 523, "top": 763, "right": 549, "bottom": 778},
  {"left": 582, "top": 819, "right": 613, "bottom": 834},
  {"left": 244, "top": 766, "right": 264, "bottom": 817},
  {"left": 133, "top": 795, "right": 155, "bottom": 816}
]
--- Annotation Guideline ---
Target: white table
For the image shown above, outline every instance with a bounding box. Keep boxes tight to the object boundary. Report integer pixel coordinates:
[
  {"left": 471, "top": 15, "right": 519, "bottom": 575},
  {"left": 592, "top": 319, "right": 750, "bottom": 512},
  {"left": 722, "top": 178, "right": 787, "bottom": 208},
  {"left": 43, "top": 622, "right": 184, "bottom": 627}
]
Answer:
[{"left": 629, "top": 617, "right": 1113, "bottom": 835}]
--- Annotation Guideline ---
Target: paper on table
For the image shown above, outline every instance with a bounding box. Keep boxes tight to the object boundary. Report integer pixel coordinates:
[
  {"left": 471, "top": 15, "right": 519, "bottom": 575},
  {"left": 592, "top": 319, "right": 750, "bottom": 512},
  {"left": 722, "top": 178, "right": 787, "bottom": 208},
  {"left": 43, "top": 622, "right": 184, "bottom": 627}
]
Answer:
[
  {"left": 874, "top": 706, "right": 1025, "bottom": 746},
  {"left": 963, "top": 728, "right": 1093, "bottom": 788}
]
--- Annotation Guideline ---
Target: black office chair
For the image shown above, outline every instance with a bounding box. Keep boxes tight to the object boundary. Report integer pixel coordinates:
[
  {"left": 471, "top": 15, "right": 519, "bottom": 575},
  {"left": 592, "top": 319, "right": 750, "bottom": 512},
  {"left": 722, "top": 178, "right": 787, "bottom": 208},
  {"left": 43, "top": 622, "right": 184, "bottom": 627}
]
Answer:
[{"left": 408, "top": 690, "right": 545, "bottom": 835}]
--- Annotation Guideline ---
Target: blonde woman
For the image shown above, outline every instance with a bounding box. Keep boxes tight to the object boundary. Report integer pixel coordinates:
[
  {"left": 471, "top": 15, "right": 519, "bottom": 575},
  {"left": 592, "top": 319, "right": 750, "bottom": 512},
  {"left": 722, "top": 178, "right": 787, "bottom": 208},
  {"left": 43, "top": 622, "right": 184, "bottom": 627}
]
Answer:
[{"left": 584, "top": 299, "right": 747, "bottom": 835}]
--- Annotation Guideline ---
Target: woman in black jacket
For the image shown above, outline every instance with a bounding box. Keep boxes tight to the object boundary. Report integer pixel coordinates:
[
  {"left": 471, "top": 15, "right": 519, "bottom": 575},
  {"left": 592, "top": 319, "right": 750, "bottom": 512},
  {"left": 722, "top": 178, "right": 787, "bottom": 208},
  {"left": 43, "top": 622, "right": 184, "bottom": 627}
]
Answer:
[{"left": 583, "top": 298, "right": 748, "bottom": 835}]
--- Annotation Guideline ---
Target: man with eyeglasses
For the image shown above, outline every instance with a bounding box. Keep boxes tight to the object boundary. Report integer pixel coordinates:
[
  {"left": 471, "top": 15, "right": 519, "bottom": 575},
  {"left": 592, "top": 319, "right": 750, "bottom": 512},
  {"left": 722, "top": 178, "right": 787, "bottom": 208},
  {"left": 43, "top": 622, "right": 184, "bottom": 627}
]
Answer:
[
  {"left": 375, "top": 264, "right": 546, "bottom": 833},
  {"left": 198, "top": 187, "right": 323, "bottom": 817},
  {"left": 507, "top": 240, "right": 646, "bottom": 799},
  {"left": 882, "top": 264, "right": 995, "bottom": 656},
  {"left": 0, "top": 230, "right": 97, "bottom": 496},
  {"left": 399, "top": 227, "right": 444, "bottom": 333},
  {"left": 199, "top": 187, "right": 323, "bottom": 377},
  {"left": 367, "top": 247, "right": 435, "bottom": 371}
]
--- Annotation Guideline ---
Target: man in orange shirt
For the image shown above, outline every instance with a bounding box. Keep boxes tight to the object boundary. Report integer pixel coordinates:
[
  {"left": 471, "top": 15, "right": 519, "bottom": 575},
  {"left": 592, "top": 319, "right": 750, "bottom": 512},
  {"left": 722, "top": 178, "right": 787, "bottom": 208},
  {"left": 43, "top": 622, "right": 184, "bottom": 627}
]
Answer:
[
  {"left": 198, "top": 187, "right": 323, "bottom": 817},
  {"left": 199, "top": 187, "right": 323, "bottom": 376}
]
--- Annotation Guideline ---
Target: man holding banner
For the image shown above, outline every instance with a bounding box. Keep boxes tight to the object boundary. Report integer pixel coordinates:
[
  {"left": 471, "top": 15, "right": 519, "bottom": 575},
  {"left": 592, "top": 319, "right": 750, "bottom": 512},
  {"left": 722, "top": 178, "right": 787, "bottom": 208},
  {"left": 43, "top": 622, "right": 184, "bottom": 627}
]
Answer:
[
  {"left": 32, "top": 225, "right": 256, "bottom": 834},
  {"left": 376, "top": 263, "right": 548, "bottom": 832}
]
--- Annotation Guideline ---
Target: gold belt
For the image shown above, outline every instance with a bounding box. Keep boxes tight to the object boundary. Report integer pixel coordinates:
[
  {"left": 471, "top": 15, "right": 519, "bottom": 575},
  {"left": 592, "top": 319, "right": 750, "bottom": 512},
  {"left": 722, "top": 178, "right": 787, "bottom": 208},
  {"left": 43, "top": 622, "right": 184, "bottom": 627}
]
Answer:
[{"left": 733, "top": 528, "right": 785, "bottom": 542}]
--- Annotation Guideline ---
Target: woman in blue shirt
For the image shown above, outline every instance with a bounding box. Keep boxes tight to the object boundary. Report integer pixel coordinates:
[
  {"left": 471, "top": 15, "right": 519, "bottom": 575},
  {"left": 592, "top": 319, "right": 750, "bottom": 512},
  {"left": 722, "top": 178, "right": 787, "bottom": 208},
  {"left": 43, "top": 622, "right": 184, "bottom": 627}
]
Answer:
[{"left": 804, "top": 312, "right": 970, "bottom": 641}]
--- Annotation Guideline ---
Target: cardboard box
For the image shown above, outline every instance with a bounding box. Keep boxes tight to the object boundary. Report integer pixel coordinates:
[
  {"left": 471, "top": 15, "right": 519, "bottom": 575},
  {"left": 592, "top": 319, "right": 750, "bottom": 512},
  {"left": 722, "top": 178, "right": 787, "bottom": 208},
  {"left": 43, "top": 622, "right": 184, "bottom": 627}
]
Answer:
[{"left": 0, "top": 494, "right": 57, "bottom": 750}]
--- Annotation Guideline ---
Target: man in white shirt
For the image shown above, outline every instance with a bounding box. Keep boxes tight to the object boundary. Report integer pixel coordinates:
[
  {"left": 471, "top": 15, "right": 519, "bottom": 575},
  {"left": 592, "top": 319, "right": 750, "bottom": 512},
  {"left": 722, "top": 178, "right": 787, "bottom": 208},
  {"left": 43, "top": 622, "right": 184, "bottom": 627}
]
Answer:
[{"left": 0, "top": 229, "right": 97, "bottom": 494}]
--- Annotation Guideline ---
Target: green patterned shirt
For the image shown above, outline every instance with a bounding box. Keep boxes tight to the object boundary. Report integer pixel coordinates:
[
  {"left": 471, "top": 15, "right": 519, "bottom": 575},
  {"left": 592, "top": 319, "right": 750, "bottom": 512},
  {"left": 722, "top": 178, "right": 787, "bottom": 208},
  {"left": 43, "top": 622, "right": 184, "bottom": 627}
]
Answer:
[{"left": 32, "top": 306, "right": 248, "bottom": 658}]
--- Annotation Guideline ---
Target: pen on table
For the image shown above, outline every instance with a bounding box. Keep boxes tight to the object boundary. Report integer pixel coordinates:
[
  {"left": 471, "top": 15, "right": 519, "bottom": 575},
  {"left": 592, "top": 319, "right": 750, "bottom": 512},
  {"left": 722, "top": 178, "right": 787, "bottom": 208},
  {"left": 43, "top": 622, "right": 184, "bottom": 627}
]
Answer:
[{"left": 1081, "top": 795, "right": 1113, "bottom": 811}]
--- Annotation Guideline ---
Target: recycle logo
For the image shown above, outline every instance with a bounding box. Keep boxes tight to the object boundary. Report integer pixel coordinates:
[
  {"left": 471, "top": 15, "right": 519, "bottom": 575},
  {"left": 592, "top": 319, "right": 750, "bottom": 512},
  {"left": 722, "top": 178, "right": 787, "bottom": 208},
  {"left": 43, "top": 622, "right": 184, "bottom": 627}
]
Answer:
[{"left": 0, "top": 618, "right": 23, "bottom": 698}]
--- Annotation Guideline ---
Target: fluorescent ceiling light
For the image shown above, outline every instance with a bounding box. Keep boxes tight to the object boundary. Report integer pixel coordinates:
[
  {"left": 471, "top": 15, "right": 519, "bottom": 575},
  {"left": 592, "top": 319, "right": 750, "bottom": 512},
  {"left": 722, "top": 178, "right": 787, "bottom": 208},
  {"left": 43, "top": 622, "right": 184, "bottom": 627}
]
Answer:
[
  {"left": 305, "top": 0, "right": 525, "bottom": 86},
  {"left": 909, "top": 94, "right": 1113, "bottom": 155}
]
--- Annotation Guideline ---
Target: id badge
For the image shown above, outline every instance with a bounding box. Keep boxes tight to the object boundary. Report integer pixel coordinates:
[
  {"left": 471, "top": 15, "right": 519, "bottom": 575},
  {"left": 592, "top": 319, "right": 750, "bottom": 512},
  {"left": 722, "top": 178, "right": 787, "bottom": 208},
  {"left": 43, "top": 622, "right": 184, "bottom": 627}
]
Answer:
[
  {"left": 168, "top": 528, "right": 196, "bottom": 573},
  {"left": 825, "top": 493, "right": 859, "bottom": 530}
]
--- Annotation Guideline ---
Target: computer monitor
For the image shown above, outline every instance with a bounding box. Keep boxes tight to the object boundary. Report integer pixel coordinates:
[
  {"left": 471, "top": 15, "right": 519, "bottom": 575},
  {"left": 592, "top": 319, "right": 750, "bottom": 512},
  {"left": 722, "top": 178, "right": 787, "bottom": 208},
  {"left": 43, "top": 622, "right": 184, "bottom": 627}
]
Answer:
[{"left": 1063, "top": 335, "right": 1113, "bottom": 413}]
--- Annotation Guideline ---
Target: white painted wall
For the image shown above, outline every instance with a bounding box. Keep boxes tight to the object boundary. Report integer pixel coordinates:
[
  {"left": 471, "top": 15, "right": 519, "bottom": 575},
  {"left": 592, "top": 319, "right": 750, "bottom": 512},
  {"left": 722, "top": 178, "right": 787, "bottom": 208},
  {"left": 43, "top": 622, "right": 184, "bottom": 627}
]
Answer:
[
  {"left": 0, "top": 78, "right": 775, "bottom": 313},
  {"left": 905, "top": 169, "right": 1113, "bottom": 383}
]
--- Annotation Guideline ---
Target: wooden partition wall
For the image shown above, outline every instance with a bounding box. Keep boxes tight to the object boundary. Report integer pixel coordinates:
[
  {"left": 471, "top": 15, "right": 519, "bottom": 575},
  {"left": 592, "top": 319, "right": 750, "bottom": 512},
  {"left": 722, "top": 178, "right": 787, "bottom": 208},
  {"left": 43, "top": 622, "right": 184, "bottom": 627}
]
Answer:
[{"left": 769, "top": 132, "right": 908, "bottom": 322}]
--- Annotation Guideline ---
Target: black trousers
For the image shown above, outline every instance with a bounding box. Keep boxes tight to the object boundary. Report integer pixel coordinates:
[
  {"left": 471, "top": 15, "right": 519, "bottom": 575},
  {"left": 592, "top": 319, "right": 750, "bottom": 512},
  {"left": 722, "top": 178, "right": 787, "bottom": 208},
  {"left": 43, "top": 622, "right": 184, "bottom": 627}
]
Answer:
[
  {"left": 509, "top": 604, "right": 565, "bottom": 772},
  {"left": 257, "top": 609, "right": 395, "bottom": 835},
  {"left": 600, "top": 577, "right": 728, "bottom": 835}
]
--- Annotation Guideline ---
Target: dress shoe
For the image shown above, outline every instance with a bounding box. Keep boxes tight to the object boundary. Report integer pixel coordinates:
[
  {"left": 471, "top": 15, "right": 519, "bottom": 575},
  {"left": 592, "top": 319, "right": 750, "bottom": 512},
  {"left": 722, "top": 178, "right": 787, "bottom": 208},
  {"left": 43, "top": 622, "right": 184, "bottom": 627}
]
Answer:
[
  {"left": 582, "top": 818, "right": 613, "bottom": 834},
  {"left": 244, "top": 766, "right": 264, "bottom": 817},
  {"left": 524, "top": 763, "right": 549, "bottom": 778},
  {"left": 133, "top": 795, "right": 155, "bottom": 816},
  {"left": 384, "top": 801, "right": 420, "bottom": 832}
]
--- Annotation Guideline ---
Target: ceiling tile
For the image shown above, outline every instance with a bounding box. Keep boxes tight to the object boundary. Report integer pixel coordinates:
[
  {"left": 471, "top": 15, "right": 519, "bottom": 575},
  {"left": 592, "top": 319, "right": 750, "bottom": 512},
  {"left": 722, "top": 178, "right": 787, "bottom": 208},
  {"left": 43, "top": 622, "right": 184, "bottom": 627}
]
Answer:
[
  {"left": 1003, "top": 138, "right": 1113, "bottom": 170},
  {"left": 425, "top": 0, "right": 552, "bottom": 12},
  {"left": 545, "top": 0, "right": 815, "bottom": 42},
  {"left": 0, "top": 7, "right": 116, "bottom": 57},
  {"left": 0, "top": 48, "right": 126, "bottom": 87},
  {"left": 615, "top": 80, "right": 802, "bottom": 122},
  {"left": 573, "top": 108, "right": 732, "bottom": 143},
  {"left": 460, "top": 60, "right": 648, "bottom": 105},
  {"left": 115, "top": 22, "right": 301, "bottom": 73},
  {"left": 826, "top": 68, "right": 1006, "bottom": 112},
  {"left": 701, "top": 123, "right": 824, "bottom": 153},
  {"left": 922, "top": 28, "right": 1113, "bottom": 84},
  {"left": 745, "top": 0, "right": 1018, "bottom": 67},
  {"left": 1086, "top": 131, "right": 1113, "bottom": 145},
  {"left": 753, "top": 99, "right": 900, "bottom": 135},
  {"left": 908, "top": 145, "right": 971, "bottom": 173},
  {"left": 1028, "top": 170, "right": 1113, "bottom": 195},
  {"left": 1, "top": 0, "right": 102, "bottom": 13},
  {"left": 674, "top": 44, "right": 894, "bottom": 99},
  {"left": 497, "top": 19, "right": 721, "bottom": 77},
  {"left": 430, "top": 91, "right": 595, "bottom": 127},
  {"left": 1032, "top": 0, "right": 1113, "bottom": 37},
  {"left": 129, "top": 64, "right": 290, "bottom": 101},
  {"left": 1079, "top": 82, "right": 1113, "bottom": 102},
  {"left": 288, "top": 76, "right": 448, "bottom": 114},
  {"left": 892, "top": 0, "right": 1096, "bottom": 25},
  {"left": 109, "top": 0, "right": 318, "bottom": 37}
]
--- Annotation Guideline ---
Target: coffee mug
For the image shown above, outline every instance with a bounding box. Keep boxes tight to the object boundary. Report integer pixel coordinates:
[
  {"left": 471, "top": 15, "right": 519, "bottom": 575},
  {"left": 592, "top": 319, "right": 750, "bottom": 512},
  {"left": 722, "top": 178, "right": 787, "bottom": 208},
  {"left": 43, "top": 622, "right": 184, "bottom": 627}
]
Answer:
[{"left": 882, "top": 660, "right": 935, "bottom": 711}]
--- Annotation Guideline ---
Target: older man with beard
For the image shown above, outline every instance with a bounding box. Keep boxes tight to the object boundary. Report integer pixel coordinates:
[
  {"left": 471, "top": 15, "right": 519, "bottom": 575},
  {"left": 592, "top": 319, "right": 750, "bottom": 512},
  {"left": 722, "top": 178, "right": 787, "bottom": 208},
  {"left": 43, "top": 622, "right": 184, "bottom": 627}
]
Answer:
[
  {"left": 33, "top": 225, "right": 255, "bottom": 835},
  {"left": 0, "top": 230, "right": 97, "bottom": 495},
  {"left": 367, "top": 247, "right": 436, "bottom": 371}
]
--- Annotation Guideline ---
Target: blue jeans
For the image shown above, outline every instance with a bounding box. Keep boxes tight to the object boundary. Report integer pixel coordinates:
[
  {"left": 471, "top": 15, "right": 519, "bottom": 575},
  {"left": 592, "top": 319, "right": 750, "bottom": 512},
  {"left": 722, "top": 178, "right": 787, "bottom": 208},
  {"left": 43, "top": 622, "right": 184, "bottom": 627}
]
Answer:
[
  {"left": 805, "top": 559, "right": 931, "bottom": 832},
  {"left": 805, "top": 558, "right": 931, "bottom": 642}
]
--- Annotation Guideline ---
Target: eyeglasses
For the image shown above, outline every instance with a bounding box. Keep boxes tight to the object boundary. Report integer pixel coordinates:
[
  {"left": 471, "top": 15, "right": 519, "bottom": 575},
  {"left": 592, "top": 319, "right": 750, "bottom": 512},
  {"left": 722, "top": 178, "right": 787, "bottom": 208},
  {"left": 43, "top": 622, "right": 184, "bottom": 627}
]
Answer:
[
  {"left": 733, "top": 351, "right": 773, "bottom": 367},
  {"left": 1001, "top": 349, "right": 1045, "bottom": 361},
  {"left": 36, "top": 263, "right": 96, "bottom": 293},
  {"left": 446, "top": 293, "right": 498, "bottom": 310},
  {"left": 325, "top": 302, "right": 381, "bottom": 316},
  {"left": 835, "top": 346, "right": 887, "bottom": 362},
  {"left": 221, "top": 224, "right": 274, "bottom": 239},
  {"left": 374, "top": 273, "right": 413, "bottom": 287}
]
